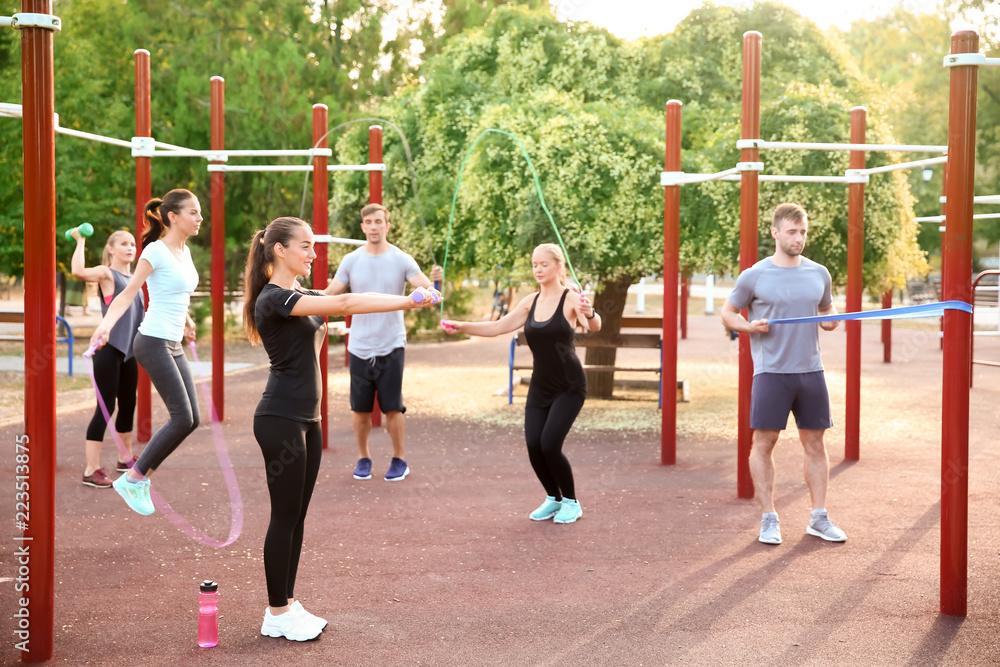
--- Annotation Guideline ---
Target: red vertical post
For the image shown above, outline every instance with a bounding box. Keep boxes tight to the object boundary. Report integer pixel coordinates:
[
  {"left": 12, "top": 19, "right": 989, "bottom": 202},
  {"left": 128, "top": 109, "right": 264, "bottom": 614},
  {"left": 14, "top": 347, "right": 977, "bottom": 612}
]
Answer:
[
  {"left": 369, "top": 125, "right": 384, "bottom": 428},
  {"left": 940, "top": 29, "right": 978, "bottom": 618},
  {"left": 210, "top": 76, "right": 225, "bottom": 421},
  {"left": 737, "top": 31, "right": 761, "bottom": 499},
  {"left": 679, "top": 273, "right": 689, "bottom": 340},
  {"left": 313, "top": 104, "right": 330, "bottom": 449},
  {"left": 662, "top": 100, "right": 682, "bottom": 466},
  {"left": 19, "top": 1, "right": 57, "bottom": 660},
  {"left": 845, "top": 107, "right": 866, "bottom": 461},
  {"left": 134, "top": 49, "right": 152, "bottom": 443},
  {"left": 881, "top": 290, "right": 892, "bottom": 363}
]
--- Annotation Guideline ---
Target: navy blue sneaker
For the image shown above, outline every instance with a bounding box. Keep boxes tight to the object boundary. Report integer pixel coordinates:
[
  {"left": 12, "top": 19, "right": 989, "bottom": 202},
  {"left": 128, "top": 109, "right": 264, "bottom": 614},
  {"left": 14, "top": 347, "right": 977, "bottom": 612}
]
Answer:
[
  {"left": 384, "top": 457, "right": 409, "bottom": 482},
  {"left": 353, "top": 458, "right": 373, "bottom": 480}
]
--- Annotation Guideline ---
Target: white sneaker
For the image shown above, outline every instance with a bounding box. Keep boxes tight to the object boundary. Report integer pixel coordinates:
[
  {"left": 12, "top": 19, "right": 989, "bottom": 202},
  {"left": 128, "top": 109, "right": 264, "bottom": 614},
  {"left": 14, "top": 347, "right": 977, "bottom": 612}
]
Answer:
[
  {"left": 290, "top": 600, "right": 327, "bottom": 631},
  {"left": 807, "top": 511, "right": 847, "bottom": 542},
  {"left": 261, "top": 607, "right": 322, "bottom": 641},
  {"left": 758, "top": 514, "right": 782, "bottom": 544}
]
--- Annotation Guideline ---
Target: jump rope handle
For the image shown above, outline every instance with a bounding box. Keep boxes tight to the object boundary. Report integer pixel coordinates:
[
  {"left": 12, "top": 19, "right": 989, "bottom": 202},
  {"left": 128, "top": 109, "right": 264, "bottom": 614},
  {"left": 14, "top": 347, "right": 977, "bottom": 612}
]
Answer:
[
  {"left": 440, "top": 320, "right": 457, "bottom": 334},
  {"left": 82, "top": 343, "right": 98, "bottom": 359},
  {"left": 65, "top": 222, "right": 94, "bottom": 241}
]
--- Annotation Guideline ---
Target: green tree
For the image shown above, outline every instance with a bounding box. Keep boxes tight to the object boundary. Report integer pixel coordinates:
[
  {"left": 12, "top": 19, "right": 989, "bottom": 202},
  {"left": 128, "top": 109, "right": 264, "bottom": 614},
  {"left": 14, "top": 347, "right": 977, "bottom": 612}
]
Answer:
[{"left": 330, "top": 4, "right": 926, "bottom": 395}]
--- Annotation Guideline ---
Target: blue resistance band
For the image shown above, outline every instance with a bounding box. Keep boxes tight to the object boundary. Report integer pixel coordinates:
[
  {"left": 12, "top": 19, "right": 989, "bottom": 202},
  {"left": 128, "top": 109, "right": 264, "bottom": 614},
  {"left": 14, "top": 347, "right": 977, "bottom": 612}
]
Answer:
[{"left": 767, "top": 300, "right": 972, "bottom": 324}]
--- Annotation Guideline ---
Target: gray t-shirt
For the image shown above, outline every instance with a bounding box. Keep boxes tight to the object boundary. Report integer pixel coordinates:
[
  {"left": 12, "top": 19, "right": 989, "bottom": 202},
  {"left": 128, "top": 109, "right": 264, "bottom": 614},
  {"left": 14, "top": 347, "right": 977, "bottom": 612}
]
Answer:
[
  {"left": 726, "top": 257, "right": 833, "bottom": 375},
  {"left": 334, "top": 244, "right": 421, "bottom": 359}
]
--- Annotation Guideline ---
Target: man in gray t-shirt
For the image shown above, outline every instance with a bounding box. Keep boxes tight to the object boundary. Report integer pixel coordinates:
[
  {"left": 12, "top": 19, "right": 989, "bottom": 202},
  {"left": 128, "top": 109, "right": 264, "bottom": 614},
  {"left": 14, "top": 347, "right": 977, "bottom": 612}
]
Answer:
[
  {"left": 326, "top": 203, "right": 441, "bottom": 482},
  {"left": 721, "top": 203, "right": 847, "bottom": 546}
]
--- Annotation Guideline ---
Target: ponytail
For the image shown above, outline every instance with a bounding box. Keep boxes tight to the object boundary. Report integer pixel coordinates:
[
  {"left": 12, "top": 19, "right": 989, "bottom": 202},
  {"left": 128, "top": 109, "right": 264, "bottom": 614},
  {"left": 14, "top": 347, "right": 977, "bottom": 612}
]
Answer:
[
  {"left": 142, "top": 188, "right": 196, "bottom": 250},
  {"left": 243, "top": 229, "right": 272, "bottom": 346},
  {"left": 243, "top": 216, "right": 310, "bottom": 345}
]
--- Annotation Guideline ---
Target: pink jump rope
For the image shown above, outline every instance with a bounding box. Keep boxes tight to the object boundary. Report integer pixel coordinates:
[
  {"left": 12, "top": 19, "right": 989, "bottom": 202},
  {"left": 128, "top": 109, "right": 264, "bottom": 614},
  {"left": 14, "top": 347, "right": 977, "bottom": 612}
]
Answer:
[{"left": 83, "top": 341, "right": 243, "bottom": 548}]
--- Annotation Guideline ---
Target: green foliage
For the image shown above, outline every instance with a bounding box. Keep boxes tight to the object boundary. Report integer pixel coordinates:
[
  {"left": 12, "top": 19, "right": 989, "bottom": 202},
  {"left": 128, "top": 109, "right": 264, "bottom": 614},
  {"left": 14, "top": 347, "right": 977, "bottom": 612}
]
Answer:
[{"left": 330, "top": 4, "right": 925, "bottom": 300}]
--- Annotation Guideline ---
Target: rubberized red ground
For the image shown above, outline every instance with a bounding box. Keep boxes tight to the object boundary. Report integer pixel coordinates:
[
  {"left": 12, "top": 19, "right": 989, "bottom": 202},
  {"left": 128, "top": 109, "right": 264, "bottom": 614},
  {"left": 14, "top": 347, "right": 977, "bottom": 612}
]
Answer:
[{"left": 1, "top": 314, "right": 998, "bottom": 665}]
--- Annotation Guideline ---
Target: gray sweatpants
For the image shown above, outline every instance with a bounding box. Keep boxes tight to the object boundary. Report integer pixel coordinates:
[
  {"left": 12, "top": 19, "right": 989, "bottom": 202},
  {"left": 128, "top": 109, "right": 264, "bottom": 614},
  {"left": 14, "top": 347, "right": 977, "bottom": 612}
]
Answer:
[{"left": 132, "top": 331, "right": 200, "bottom": 475}]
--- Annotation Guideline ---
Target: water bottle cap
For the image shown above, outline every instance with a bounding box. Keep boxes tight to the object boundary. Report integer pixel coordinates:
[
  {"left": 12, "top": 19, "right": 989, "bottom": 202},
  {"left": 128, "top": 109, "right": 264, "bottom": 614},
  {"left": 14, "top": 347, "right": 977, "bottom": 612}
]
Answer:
[{"left": 200, "top": 580, "right": 218, "bottom": 592}]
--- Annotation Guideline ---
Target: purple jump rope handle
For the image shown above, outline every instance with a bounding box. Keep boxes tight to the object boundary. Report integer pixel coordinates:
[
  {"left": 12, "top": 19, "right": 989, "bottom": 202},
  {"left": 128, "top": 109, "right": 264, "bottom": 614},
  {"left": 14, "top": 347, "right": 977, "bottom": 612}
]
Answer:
[{"left": 83, "top": 344, "right": 98, "bottom": 359}]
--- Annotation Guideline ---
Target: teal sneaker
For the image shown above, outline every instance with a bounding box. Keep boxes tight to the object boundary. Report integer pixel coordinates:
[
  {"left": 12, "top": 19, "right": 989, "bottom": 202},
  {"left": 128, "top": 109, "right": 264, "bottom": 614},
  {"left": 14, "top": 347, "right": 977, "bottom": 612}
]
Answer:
[
  {"left": 529, "top": 496, "right": 562, "bottom": 521},
  {"left": 553, "top": 498, "right": 582, "bottom": 524},
  {"left": 112, "top": 474, "right": 155, "bottom": 515}
]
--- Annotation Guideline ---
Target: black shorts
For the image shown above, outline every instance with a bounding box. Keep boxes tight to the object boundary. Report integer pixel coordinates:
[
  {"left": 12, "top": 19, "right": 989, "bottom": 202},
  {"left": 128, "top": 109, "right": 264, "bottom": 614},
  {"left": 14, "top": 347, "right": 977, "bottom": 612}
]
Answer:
[
  {"left": 750, "top": 371, "right": 833, "bottom": 431},
  {"left": 349, "top": 347, "right": 406, "bottom": 414}
]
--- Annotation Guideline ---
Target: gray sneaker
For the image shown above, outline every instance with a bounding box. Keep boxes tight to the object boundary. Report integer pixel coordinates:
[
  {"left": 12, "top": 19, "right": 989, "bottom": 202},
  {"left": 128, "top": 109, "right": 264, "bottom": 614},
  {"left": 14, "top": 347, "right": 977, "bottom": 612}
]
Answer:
[
  {"left": 758, "top": 514, "right": 782, "bottom": 544},
  {"left": 807, "top": 511, "right": 847, "bottom": 542}
]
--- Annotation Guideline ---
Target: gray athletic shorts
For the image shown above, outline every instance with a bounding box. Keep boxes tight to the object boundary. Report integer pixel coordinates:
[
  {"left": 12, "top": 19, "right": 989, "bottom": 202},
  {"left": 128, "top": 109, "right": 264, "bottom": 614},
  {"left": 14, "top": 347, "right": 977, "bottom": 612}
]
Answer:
[{"left": 750, "top": 371, "right": 833, "bottom": 431}]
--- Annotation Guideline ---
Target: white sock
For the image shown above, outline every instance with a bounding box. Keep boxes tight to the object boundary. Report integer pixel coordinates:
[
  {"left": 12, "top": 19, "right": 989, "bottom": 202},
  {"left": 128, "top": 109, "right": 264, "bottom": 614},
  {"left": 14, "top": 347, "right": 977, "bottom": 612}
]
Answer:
[
  {"left": 811, "top": 508, "right": 827, "bottom": 517},
  {"left": 762, "top": 512, "right": 778, "bottom": 519}
]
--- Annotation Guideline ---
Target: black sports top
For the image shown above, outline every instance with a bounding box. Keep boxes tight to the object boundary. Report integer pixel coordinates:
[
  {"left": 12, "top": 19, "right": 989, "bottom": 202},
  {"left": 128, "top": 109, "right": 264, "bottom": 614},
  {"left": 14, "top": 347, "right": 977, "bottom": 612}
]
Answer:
[
  {"left": 253, "top": 283, "right": 327, "bottom": 422},
  {"left": 524, "top": 289, "right": 587, "bottom": 408}
]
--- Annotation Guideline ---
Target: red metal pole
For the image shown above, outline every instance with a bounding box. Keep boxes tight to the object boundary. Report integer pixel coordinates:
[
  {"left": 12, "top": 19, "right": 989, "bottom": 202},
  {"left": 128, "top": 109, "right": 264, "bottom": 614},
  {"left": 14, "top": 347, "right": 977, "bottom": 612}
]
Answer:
[
  {"left": 313, "top": 104, "right": 330, "bottom": 449},
  {"left": 845, "top": 106, "right": 866, "bottom": 461},
  {"left": 19, "top": 1, "right": 56, "bottom": 660},
  {"left": 134, "top": 49, "right": 152, "bottom": 443},
  {"left": 881, "top": 290, "right": 892, "bottom": 363},
  {"left": 210, "top": 76, "right": 225, "bottom": 421},
  {"left": 368, "top": 125, "right": 384, "bottom": 428},
  {"left": 679, "top": 273, "right": 689, "bottom": 340},
  {"left": 737, "top": 31, "right": 761, "bottom": 499},
  {"left": 940, "top": 29, "right": 978, "bottom": 618},
  {"left": 662, "top": 100, "right": 682, "bottom": 466}
]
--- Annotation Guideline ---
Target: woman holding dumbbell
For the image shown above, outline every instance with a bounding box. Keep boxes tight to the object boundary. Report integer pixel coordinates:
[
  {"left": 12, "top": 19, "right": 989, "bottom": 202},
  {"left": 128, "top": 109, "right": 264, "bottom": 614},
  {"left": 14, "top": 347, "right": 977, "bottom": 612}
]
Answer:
[
  {"left": 243, "top": 216, "right": 440, "bottom": 641},
  {"left": 71, "top": 226, "right": 145, "bottom": 488},
  {"left": 90, "top": 189, "right": 201, "bottom": 516}
]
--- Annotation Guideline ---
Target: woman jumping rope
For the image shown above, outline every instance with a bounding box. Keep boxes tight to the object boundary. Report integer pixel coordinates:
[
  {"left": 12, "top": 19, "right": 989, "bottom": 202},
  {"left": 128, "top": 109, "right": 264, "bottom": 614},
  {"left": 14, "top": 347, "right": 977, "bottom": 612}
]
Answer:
[
  {"left": 72, "top": 228, "right": 144, "bottom": 488},
  {"left": 90, "top": 188, "right": 201, "bottom": 516},
  {"left": 243, "top": 216, "right": 439, "bottom": 641},
  {"left": 442, "top": 243, "right": 600, "bottom": 524}
]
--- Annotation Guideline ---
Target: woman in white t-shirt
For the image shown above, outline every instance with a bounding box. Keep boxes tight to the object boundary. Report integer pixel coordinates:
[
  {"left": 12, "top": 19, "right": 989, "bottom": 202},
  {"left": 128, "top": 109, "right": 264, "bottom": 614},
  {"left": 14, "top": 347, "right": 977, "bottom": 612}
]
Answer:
[{"left": 90, "top": 188, "right": 202, "bottom": 516}]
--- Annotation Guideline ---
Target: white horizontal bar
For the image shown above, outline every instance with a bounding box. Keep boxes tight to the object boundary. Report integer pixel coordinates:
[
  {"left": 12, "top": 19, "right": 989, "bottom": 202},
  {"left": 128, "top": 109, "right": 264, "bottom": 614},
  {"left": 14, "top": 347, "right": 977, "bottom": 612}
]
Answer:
[
  {"left": 207, "top": 164, "right": 315, "bottom": 172},
  {"left": 314, "top": 235, "right": 366, "bottom": 246},
  {"left": 56, "top": 125, "right": 133, "bottom": 148},
  {"left": 0, "top": 102, "right": 22, "bottom": 117},
  {"left": 151, "top": 147, "right": 333, "bottom": 160},
  {"left": 943, "top": 53, "right": 1000, "bottom": 68},
  {"left": 661, "top": 167, "right": 739, "bottom": 186},
  {"left": 917, "top": 213, "right": 1000, "bottom": 223},
  {"left": 721, "top": 174, "right": 853, "bottom": 184},
  {"left": 0, "top": 17, "right": 12, "bottom": 28},
  {"left": 939, "top": 195, "right": 1000, "bottom": 205},
  {"left": 737, "top": 139, "right": 947, "bottom": 153},
  {"left": 858, "top": 155, "right": 949, "bottom": 176},
  {"left": 328, "top": 163, "right": 386, "bottom": 172}
]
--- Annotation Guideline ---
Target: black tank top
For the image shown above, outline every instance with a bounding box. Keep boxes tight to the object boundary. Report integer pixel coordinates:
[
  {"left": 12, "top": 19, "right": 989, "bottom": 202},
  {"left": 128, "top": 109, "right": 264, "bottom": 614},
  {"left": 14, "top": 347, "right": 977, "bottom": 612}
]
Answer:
[{"left": 524, "top": 289, "right": 587, "bottom": 408}]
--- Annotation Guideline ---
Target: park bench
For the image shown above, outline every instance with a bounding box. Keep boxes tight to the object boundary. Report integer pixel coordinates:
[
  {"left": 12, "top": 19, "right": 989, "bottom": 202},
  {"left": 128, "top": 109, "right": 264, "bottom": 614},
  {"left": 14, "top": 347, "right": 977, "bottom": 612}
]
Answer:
[
  {"left": 507, "top": 319, "right": 689, "bottom": 406},
  {"left": 0, "top": 309, "right": 76, "bottom": 376}
]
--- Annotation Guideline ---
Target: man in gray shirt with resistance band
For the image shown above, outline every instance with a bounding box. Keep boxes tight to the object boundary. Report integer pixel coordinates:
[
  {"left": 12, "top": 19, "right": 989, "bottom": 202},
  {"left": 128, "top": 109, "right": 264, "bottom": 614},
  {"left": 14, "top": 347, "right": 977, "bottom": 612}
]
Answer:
[
  {"left": 326, "top": 203, "right": 441, "bottom": 482},
  {"left": 721, "top": 202, "right": 847, "bottom": 545}
]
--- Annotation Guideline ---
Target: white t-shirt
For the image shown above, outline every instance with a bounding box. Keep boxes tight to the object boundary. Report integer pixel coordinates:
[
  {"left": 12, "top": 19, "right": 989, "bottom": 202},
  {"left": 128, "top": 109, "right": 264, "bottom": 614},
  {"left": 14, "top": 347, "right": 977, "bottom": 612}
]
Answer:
[{"left": 137, "top": 240, "right": 199, "bottom": 341}]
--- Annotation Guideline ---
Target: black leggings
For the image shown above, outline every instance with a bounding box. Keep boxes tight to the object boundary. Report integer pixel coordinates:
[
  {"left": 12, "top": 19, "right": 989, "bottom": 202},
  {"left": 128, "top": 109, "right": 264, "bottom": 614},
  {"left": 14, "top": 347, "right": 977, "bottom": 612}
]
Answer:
[
  {"left": 85, "top": 345, "right": 138, "bottom": 442},
  {"left": 132, "top": 332, "right": 200, "bottom": 475},
  {"left": 524, "top": 392, "right": 584, "bottom": 501},
  {"left": 253, "top": 415, "right": 322, "bottom": 608}
]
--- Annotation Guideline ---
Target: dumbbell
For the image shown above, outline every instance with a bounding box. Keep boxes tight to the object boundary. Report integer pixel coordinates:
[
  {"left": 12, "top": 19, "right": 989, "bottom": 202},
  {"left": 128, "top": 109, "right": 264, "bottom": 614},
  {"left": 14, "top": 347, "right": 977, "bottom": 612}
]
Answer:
[{"left": 65, "top": 223, "right": 94, "bottom": 241}]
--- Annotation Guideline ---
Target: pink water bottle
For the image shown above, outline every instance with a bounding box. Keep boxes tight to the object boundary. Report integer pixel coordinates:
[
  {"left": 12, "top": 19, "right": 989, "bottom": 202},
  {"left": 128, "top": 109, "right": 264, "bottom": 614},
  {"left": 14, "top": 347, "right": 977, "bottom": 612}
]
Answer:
[{"left": 198, "top": 580, "right": 219, "bottom": 647}]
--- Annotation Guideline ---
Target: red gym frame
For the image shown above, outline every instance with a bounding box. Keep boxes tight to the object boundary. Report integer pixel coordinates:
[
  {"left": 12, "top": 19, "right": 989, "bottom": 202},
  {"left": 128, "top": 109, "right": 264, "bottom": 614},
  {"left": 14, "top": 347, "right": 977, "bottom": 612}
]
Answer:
[{"left": 660, "top": 29, "right": 990, "bottom": 617}]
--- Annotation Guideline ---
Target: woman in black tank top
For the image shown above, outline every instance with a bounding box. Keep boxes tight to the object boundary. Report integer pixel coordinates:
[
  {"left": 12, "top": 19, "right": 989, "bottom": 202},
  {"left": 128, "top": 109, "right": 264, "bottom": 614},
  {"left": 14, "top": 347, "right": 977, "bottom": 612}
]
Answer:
[{"left": 442, "top": 244, "right": 602, "bottom": 524}]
